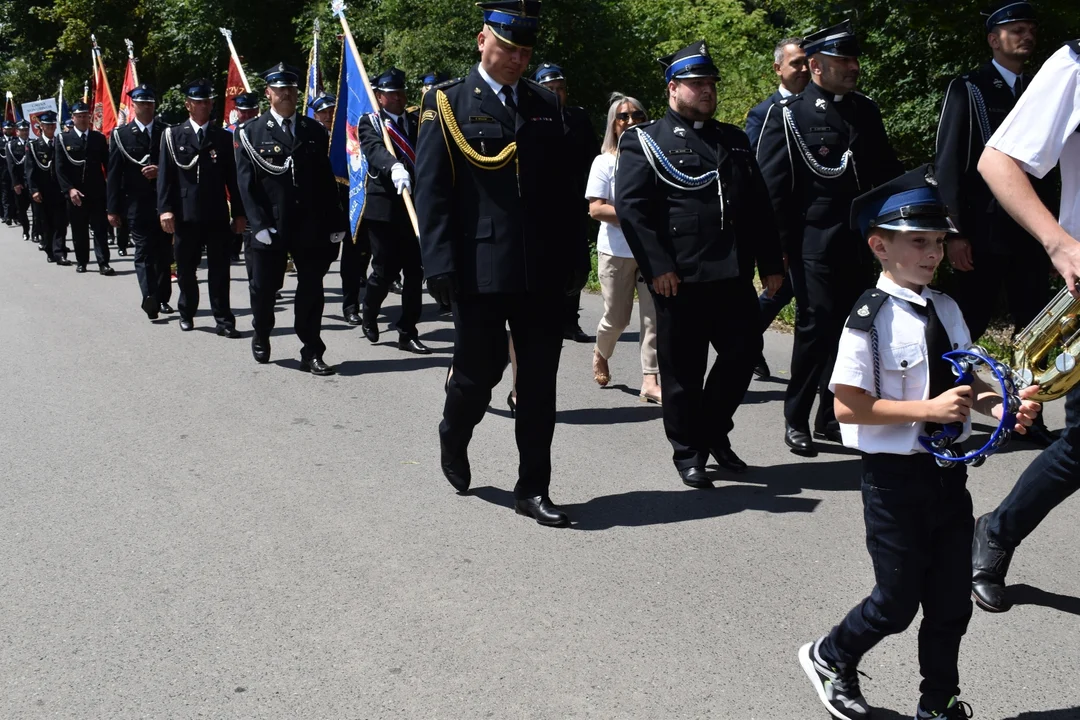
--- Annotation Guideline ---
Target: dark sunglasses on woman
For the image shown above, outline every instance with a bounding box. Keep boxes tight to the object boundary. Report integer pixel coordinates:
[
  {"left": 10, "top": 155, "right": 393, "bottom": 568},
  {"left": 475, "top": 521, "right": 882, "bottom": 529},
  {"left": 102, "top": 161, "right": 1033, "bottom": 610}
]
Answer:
[{"left": 616, "top": 110, "right": 647, "bottom": 123}]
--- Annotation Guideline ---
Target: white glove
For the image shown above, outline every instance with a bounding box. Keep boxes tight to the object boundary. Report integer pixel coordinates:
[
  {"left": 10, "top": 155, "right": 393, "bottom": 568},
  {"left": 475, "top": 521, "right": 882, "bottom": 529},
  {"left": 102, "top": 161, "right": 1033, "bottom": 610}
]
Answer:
[
  {"left": 390, "top": 163, "right": 412, "bottom": 195},
  {"left": 254, "top": 228, "right": 273, "bottom": 245},
  {"left": 330, "top": 231, "right": 345, "bottom": 243}
]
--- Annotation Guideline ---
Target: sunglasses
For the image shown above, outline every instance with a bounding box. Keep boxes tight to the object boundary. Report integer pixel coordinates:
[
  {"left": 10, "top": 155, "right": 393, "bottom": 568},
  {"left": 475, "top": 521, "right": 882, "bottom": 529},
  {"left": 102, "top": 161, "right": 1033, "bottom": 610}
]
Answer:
[{"left": 616, "top": 110, "right": 647, "bottom": 123}]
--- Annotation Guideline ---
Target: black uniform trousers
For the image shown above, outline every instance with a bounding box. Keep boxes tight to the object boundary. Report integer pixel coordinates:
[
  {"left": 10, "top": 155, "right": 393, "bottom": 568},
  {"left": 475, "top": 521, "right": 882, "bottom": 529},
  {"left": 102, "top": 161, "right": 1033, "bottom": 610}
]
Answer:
[
  {"left": 248, "top": 235, "right": 335, "bottom": 361},
  {"left": 173, "top": 221, "right": 233, "bottom": 328},
  {"left": 68, "top": 196, "right": 111, "bottom": 268},
  {"left": 821, "top": 453, "right": 973, "bottom": 713},
  {"left": 340, "top": 225, "right": 370, "bottom": 315},
  {"left": 442, "top": 291, "right": 564, "bottom": 498},
  {"left": 35, "top": 198, "right": 68, "bottom": 260},
  {"left": 652, "top": 278, "right": 762, "bottom": 470},
  {"left": 1, "top": 165, "right": 13, "bottom": 221},
  {"left": 10, "top": 188, "right": 30, "bottom": 237},
  {"left": 786, "top": 251, "right": 873, "bottom": 431},
  {"left": 130, "top": 215, "right": 173, "bottom": 305},
  {"left": 364, "top": 218, "right": 423, "bottom": 338},
  {"left": 987, "top": 385, "right": 1080, "bottom": 550},
  {"left": 562, "top": 291, "right": 582, "bottom": 332},
  {"left": 116, "top": 222, "right": 130, "bottom": 253},
  {"left": 949, "top": 248, "right": 1050, "bottom": 341}
]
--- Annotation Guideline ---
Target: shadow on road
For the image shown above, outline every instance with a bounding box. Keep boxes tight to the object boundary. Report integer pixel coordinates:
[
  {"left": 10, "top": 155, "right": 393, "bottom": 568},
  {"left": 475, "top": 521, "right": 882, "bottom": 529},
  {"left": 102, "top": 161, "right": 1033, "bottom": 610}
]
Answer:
[
  {"left": 1010, "top": 583, "right": 1080, "bottom": 616},
  {"left": 332, "top": 356, "right": 449, "bottom": 377}
]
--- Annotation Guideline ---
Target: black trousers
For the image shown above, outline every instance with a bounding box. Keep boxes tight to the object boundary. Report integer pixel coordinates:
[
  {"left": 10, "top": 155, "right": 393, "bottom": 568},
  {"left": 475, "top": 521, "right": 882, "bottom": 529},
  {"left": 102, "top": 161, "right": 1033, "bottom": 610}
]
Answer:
[
  {"left": 174, "top": 221, "right": 233, "bottom": 327},
  {"left": 652, "top": 278, "right": 761, "bottom": 470},
  {"left": 249, "top": 234, "right": 335, "bottom": 361},
  {"left": 987, "top": 385, "right": 1080, "bottom": 549},
  {"left": 364, "top": 218, "right": 422, "bottom": 337},
  {"left": 786, "top": 252, "right": 872, "bottom": 431},
  {"left": 948, "top": 246, "right": 1050, "bottom": 341},
  {"left": 340, "top": 225, "right": 370, "bottom": 315},
  {"left": 562, "top": 291, "right": 582, "bottom": 331},
  {"left": 442, "top": 291, "right": 564, "bottom": 497},
  {"left": 131, "top": 214, "right": 173, "bottom": 305},
  {"left": 0, "top": 167, "right": 12, "bottom": 220},
  {"left": 10, "top": 188, "right": 30, "bottom": 237},
  {"left": 116, "top": 221, "right": 130, "bottom": 252},
  {"left": 67, "top": 195, "right": 111, "bottom": 268},
  {"left": 821, "top": 453, "right": 973, "bottom": 713},
  {"left": 35, "top": 198, "right": 68, "bottom": 260}
]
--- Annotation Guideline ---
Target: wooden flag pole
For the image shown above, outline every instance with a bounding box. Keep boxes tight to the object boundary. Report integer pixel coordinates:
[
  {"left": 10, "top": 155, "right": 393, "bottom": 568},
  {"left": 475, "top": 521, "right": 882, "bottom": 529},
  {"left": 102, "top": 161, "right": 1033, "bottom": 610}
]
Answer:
[
  {"left": 331, "top": 1, "right": 419, "bottom": 236},
  {"left": 218, "top": 28, "right": 252, "bottom": 92},
  {"left": 91, "top": 35, "right": 117, "bottom": 119},
  {"left": 125, "top": 38, "right": 139, "bottom": 85}
]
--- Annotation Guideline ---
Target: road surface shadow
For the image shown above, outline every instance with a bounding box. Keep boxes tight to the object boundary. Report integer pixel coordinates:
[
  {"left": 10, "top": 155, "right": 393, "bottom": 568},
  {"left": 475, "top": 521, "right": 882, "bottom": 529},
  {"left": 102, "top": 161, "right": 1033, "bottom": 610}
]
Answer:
[{"left": 1010, "top": 583, "right": 1080, "bottom": 616}]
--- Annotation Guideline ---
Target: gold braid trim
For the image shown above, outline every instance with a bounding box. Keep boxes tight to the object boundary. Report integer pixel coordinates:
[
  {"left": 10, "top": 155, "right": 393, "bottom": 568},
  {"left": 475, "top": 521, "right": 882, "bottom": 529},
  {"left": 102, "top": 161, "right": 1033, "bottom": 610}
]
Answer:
[{"left": 436, "top": 89, "right": 516, "bottom": 171}]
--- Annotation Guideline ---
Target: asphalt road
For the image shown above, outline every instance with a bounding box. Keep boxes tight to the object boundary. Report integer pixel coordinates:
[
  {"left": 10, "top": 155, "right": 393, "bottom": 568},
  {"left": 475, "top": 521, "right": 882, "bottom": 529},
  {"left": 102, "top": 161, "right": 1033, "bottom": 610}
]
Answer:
[{"left": 1, "top": 223, "right": 1077, "bottom": 720}]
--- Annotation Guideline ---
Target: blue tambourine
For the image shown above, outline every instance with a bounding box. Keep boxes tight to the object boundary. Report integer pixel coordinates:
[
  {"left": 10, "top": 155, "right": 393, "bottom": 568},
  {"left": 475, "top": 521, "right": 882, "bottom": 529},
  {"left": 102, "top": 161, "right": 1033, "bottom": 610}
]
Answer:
[{"left": 918, "top": 347, "right": 1024, "bottom": 469}]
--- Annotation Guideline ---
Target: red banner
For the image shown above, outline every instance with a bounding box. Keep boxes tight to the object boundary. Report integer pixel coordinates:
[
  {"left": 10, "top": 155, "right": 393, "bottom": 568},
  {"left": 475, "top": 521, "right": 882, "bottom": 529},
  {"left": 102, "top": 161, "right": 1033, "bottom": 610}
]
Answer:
[
  {"left": 116, "top": 59, "right": 137, "bottom": 128},
  {"left": 4, "top": 93, "right": 17, "bottom": 123},
  {"left": 92, "top": 50, "right": 118, "bottom": 136},
  {"left": 222, "top": 54, "right": 248, "bottom": 130}
]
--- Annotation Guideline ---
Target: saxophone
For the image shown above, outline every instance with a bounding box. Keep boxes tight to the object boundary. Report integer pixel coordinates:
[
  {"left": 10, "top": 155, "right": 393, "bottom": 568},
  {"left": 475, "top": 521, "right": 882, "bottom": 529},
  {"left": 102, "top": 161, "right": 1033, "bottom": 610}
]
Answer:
[{"left": 1013, "top": 286, "right": 1080, "bottom": 402}]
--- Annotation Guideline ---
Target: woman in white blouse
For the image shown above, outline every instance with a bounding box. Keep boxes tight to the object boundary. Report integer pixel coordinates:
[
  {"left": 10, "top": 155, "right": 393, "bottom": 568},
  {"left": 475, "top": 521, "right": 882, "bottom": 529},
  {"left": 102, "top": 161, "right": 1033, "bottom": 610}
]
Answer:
[{"left": 586, "top": 94, "right": 660, "bottom": 403}]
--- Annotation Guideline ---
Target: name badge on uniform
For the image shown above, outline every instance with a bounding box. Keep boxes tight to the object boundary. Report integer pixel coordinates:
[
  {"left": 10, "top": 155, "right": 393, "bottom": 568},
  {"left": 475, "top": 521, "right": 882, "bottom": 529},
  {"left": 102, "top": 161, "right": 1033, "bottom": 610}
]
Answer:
[{"left": 469, "top": 116, "right": 496, "bottom": 123}]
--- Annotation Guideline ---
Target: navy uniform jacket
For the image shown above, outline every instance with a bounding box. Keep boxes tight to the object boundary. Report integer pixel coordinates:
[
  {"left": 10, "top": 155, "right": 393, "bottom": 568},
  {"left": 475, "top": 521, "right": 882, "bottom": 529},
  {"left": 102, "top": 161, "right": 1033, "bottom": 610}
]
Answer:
[
  {"left": 107, "top": 119, "right": 168, "bottom": 223},
  {"left": 24, "top": 136, "right": 62, "bottom": 206},
  {"left": 744, "top": 89, "right": 784, "bottom": 150},
  {"left": 0, "top": 135, "right": 11, "bottom": 184},
  {"left": 234, "top": 111, "right": 346, "bottom": 242},
  {"left": 414, "top": 66, "right": 588, "bottom": 295},
  {"left": 157, "top": 121, "right": 243, "bottom": 225},
  {"left": 6, "top": 136, "right": 28, "bottom": 188},
  {"left": 614, "top": 108, "right": 783, "bottom": 284},
  {"left": 757, "top": 81, "right": 902, "bottom": 260},
  {"left": 935, "top": 61, "right": 1057, "bottom": 255},
  {"left": 355, "top": 108, "right": 418, "bottom": 224},
  {"left": 55, "top": 128, "right": 109, "bottom": 200}
]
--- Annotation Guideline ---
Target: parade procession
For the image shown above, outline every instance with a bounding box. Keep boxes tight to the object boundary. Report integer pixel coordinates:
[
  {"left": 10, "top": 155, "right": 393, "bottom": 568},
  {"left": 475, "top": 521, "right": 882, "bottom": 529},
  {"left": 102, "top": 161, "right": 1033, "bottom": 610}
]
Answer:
[{"left": 2, "top": 0, "right": 1080, "bottom": 718}]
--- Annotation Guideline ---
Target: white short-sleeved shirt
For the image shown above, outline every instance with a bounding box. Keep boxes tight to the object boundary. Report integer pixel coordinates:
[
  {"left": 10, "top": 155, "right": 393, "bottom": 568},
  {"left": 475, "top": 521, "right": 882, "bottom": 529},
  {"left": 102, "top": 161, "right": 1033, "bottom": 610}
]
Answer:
[
  {"left": 987, "top": 42, "right": 1080, "bottom": 238},
  {"left": 829, "top": 274, "right": 974, "bottom": 455},
  {"left": 585, "top": 152, "right": 634, "bottom": 258}
]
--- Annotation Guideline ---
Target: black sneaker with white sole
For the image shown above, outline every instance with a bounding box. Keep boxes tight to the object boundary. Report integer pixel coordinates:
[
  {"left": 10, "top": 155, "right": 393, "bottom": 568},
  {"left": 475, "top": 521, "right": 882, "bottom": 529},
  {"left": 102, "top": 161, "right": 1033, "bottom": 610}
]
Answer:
[
  {"left": 914, "top": 697, "right": 973, "bottom": 719},
  {"left": 799, "top": 637, "right": 872, "bottom": 719}
]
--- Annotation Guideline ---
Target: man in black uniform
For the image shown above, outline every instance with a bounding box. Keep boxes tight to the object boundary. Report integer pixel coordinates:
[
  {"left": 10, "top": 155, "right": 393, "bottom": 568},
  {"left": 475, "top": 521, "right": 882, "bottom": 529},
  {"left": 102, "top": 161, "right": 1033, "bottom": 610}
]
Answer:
[
  {"left": 229, "top": 92, "right": 261, "bottom": 270},
  {"left": 415, "top": 0, "right": 589, "bottom": 526},
  {"left": 356, "top": 69, "right": 429, "bottom": 354},
  {"left": 757, "top": 20, "right": 903, "bottom": 456},
  {"left": 533, "top": 61, "right": 599, "bottom": 343},
  {"left": 235, "top": 62, "right": 347, "bottom": 375},
  {"left": 108, "top": 84, "right": 175, "bottom": 320},
  {"left": 157, "top": 79, "right": 245, "bottom": 335},
  {"left": 936, "top": 1, "right": 1056, "bottom": 447},
  {"left": 616, "top": 40, "right": 784, "bottom": 488},
  {"left": 56, "top": 101, "right": 114, "bottom": 275},
  {"left": 25, "top": 111, "right": 70, "bottom": 265},
  {"left": 6, "top": 120, "right": 32, "bottom": 242},
  {"left": 1, "top": 120, "right": 15, "bottom": 226}
]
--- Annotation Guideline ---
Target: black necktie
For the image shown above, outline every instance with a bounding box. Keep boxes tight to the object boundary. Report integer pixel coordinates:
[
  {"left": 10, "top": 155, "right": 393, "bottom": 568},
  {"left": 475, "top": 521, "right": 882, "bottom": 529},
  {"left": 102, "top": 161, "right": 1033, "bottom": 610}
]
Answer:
[
  {"left": 282, "top": 118, "right": 293, "bottom": 142},
  {"left": 500, "top": 85, "right": 518, "bottom": 121},
  {"left": 196, "top": 127, "right": 204, "bottom": 145},
  {"left": 1014, "top": 74, "right": 1025, "bottom": 97},
  {"left": 913, "top": 298, "right": 959, "bottom": 434}
]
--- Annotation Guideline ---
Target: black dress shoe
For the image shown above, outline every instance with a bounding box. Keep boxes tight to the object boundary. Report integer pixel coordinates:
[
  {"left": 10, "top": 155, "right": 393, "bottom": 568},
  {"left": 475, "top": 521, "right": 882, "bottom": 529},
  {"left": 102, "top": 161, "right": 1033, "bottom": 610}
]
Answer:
[
  {"left": 217, "top": 326, "right": 241, "bottom": 339},
  {"left": 679, "top": 466, "right": 713, "bottom": 489},
  {"left": 972, "top": 514, "right": 1013, "bottom": 613},
  {"left": 99, "top": 265, "right": 116, "bottom": 276},
  {"left": 55, "top": 258, "right": 72, "bottom": 266},
  {"left": 390, "top": 279, "right": 403, "bottom": 294},
  {"left": 785, "top": 425, "right": 817, "bottom": 457},
  {"left": 361, "top": 312, "right": 379, "bottom": 343},
  {"left": 179, "top": 318, "right": 194, "bottom": 332},
  {"left": 141, "top": 296, "right": 159, "bottom": 319},
  {"left": 118, "top": 248, "right": 127, "bottom": 256},
  {"left": 563, "top": 325, "right": 593, "bottom": 343},
  {"left": 75, "top": 263, "right": 87, "bottom": 272},
  {"left": 813, "top": 423, "right": 843, "bottom": 444},
  {"left": 710, "top": 447, "right": 748, "bottom": 473},
  {"left": 752, "top": 354, "right": 771, "bottom": 380},
  {"left": 159, "top": 303, "right": 175, "bottom": 314},
  {"left": 514, "top": 496, "right": 570, "bottom": 527},
  {"left": 344, "top": 310, "right": 362, "bottom": 326},
  {"left": 46, "top": 256, "right": 55, "bottom": 263},
  {"left": 440, "top": 441, "right": 471, "bottom": 493},
  {"left": 301, "top": 357, "right": 337, "bottom": 376},
  {"left": 398, "top": 336, "right": 431, "bottom": 354},
  {"left": 251, "top": 336, "right": 271, "bottom": 364}
]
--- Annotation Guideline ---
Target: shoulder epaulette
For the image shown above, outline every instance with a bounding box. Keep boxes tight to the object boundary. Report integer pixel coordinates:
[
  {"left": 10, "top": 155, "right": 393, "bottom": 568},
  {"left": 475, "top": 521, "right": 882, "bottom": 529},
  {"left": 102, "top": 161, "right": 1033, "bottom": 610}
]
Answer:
[
  {"left": 853, "top": 91, "right": 878, "bottom": 106},
  {"left": 1068, "top": 39, "right": 1080, "bottom": 56},
  {"left": 433, "top": 77, "right": 463, "bottom": 91},
  {"left": 847, "top": 288, "right": 889, "bottom": 332},
  {"left": 634, "top": 118, "right": 659, "bottom": 129}
]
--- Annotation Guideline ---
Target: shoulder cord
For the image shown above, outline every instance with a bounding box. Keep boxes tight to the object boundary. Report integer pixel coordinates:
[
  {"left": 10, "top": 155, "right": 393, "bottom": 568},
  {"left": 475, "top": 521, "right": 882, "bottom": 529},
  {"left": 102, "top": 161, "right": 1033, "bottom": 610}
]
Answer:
[
  {"left": 165, "top": 126, "right": 202, "bottom": 183},
  {"left": 635, "top": 128, "right": 723, "bottom": 229},
  {"left": 782, "top": 105, "right": 858, "bottom": 182},
  {"left": 435, "top": 89, "right": 516, "bottom": 171},
  {"left": 55, "top": 134, "right": 88, "bottom": 184},
  {"left": 112, "top": 128, "right": 150, "bottom": 166},
  {"left": 869, "top": 325, "right": 881, "bottom": 398},
  {"left": 966, "top": 81, "right": 993, "bottom": 146},
  {"left": 30, "top": 141, "right": 53, "bottom": 171},
  {"left": 238, "top": 126, "right": 296, "bottom": 186}
]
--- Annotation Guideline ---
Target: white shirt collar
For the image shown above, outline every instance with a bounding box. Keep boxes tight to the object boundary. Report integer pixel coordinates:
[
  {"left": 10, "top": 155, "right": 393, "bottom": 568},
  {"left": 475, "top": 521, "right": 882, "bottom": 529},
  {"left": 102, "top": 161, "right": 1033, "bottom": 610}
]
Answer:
[
  {"left": 384, "top": 110, "right": 403, "bottom": 127},
  {"left": 992, "top": 59, "right": 1020, "bottom": 92},
  {"left": 778, "top": 85, "right": 794, "bottom": 98},
  {"left": 877, "top": 273, "right": 932, "bottom": 307},
  {"left": 135, "top": 118, "right": 153, "bottom": 133},
  {"left": 269, "top": 108, "right": 297, "bottom": 129},
  {"left": 477, "top": 63, "right": 518, "bottom": 105},
  {"left": 73, "top": 128, "right": 85, "bottom": 138},
  {"left": 189, "top": 118, "right": 209, "bottom": 135}
]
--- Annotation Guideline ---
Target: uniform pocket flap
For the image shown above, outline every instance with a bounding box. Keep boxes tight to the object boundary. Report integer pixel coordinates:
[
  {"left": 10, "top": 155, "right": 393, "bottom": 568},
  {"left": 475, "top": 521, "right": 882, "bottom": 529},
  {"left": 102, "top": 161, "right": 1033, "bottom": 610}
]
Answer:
[
  {"left": 474, "top": 216, "right": 493, "bottom": 240},
  {"left": 669, "top": 213, "right": 698, "bottom": 236},
  {"left": 880, "top": 343, "right": 924, "bottom": 371},
  {"left": 670, "top": 153, "right": 701, "bottom": 170}
]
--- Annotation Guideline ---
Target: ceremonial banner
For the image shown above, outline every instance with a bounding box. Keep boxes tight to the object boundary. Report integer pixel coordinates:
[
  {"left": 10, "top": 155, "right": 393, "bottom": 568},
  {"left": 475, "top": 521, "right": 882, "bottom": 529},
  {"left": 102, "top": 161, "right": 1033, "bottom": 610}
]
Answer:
[
  {"left": 304, "top": 20, "right": 323, "bottom": 118},
  {"left": 91, "top": 37, "right": 118, "bottom": 136},
  {"left": 58, "top": 80, "right": 71, "bottom": 125},
  {"left": 22, "top": 98, "right": 57, "bottom": 139},
  {"left": 116, "top": 40, "right": 139, "bottom": 127},
  {"left": 4, "top": 91, "right": 19, "bottom": 123},
  {"left": 219, "top": 28, "right": 251, "bottom": 131},
  {"left": 328, "top": 33, "right": 372, "bottom": 240}
]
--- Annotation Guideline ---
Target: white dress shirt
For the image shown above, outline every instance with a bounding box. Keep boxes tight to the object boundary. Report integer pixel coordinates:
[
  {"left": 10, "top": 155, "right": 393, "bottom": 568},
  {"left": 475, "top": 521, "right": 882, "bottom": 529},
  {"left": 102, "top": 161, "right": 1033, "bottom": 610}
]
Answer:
[
  {"left": 987, "top": 42, "right": 1080, "bottom": 238},
  {"left": 189, "top": 118, "right": 210, "bottom": 136},
  {"left": 830, "top": 274, "right": 973, "bottom": 455},
  {"left": 135, "top": 119, "right": 154, "bottom": 134},
  {"left": 991, "top": 58, "right": 1020, "bottom": 94},
  {"left": 477, "top": 63, "right": 518, "bottom": 107},
  {"left": 778, "top": 85, "right": 794, "bottom": 98}
]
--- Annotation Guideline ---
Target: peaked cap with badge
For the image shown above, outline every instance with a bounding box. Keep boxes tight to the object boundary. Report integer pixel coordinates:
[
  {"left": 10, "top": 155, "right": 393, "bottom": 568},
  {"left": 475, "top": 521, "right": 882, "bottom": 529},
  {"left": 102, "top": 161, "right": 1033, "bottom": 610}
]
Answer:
[
  {"left": 983, "top": 1, "right": 1037, "bottom": 30},
  {"left": 478, "top": 0, "right": 541, "bottom": 48},
  {"left": 128, "top": 83, "right": 157, "bottom": 103},
  {"left": 259, "top": 62, "right": 301, "bottom": 88},
  {"left": 657, "top": 40, "right": 720, "bottom": 84},
  {"left": 851, "top": 164, "right": 958, "bottom": 237},
  {"left": 801, "top": 20, "right": 860, "bottom": 58}
]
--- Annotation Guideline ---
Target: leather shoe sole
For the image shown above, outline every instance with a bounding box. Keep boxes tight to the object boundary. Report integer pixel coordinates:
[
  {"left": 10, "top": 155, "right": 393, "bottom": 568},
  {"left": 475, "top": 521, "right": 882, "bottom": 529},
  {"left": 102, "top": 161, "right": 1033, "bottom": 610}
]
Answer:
[
  {"left": 679, "top": 467, "right": 713, "bottom": 489},
  {"left": 398, "top": 338, "right": 431, "bottom": 355},
  {"left": 301, "top": 359, "right": 337, "bottom": 376},
  {"left": 514, "top": 498, "right": 570, "bottom": 527}
]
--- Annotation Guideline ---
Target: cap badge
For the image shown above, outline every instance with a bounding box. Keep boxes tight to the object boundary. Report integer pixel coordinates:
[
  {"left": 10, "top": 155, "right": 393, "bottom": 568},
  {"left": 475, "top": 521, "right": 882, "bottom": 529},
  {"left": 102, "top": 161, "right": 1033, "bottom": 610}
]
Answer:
[
  {"left": 815, "top": 98, "right": 827, "bottom": 110},
  {"left": 700, "top": 42, "right": 708, "bottom": 55},
  {"left": 673, "top": 126, "right": 686, "bottom": 137},
  {"left": 818, "top": 146, "right": 830, "bottom": 157},
  {"left": 857, "top": 305, "right": 870, "bottom": 317},
  {"left": 925, "top": 168, "right": 938, "bottom": 186}
]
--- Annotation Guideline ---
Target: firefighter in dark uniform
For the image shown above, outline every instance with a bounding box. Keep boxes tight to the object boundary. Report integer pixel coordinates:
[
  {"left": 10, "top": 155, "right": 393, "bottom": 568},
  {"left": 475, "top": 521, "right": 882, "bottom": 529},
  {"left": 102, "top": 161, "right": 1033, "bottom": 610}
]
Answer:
[
  {"left": 1, "top": 120, "right": 15, "bottom": 226},
  {"left": 229, "top": 92, "right": 261, "bottom": 280},
  {"left": 25, "top": 111, "right": 71, "bottom": 265},
  {"left": 108, "top": 83, "right": 175, "bottom": 319},
  {"left": 234, "top": 62, "right": 348, "bottom": 375},
  {"left": 415, "top": 0, "right": 589, "bottom": 527},
  {"left": 356, "top": 69, "right": 430, "bottom": 354},
  {"left": 157, "top": 78, "right": 245, "bottom": 336},
  {"left": 6, "top": 120, "right": 32, "bottom": 242},
  {"left": 615, "top": 40, "right": 784, "bottom": 488},
  {"left": 935, "top": 1, "right": 1056, "bottom": 446},
  {"left": 419, "top": 73, "right": 451, "bottom": 315},
  {"left": 56, "top": 100, "right": 114, "bottom": 275},
  {"left": 533, "top": 62, "right": 600, "bottom": 343},
  {"left": 757, "top": 20, "right": 903, "bottom": 457}
]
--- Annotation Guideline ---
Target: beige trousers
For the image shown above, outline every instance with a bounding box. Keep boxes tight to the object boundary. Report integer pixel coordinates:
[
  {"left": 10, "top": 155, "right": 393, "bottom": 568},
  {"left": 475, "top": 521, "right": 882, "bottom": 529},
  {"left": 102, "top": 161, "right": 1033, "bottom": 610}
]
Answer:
[{"left": 594, "top": 252, "right": 659, "bottom": 375}]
